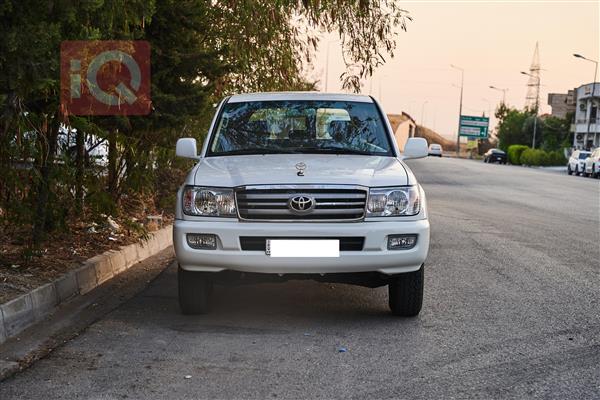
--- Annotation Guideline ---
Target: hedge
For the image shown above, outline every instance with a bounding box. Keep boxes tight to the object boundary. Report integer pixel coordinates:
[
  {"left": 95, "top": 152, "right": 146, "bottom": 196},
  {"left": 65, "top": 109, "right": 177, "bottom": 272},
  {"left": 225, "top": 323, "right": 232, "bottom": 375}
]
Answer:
[
  {"left": 516, "top": 147, "right": 566, "bottom": 166},
  {"left": 507, "top": 145, "right": 529, "bottom": 165}
]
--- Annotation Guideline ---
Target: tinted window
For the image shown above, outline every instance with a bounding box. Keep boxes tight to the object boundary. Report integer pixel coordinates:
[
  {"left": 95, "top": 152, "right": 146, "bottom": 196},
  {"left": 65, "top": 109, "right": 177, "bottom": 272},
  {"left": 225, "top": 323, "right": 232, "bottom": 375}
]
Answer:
[
  {"left": 579, "top": 152, "right": 591, "bottom": 159},
  {"left": 208, "top": 100, "right": 393, "bottom": 156}
]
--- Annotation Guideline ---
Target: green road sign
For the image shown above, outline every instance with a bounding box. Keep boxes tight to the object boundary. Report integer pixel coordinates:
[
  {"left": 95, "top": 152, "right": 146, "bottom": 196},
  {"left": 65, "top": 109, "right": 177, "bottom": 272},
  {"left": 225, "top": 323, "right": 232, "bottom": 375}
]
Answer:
[{"left": 459, "top": 115, "right": 489, "bottom": 138}]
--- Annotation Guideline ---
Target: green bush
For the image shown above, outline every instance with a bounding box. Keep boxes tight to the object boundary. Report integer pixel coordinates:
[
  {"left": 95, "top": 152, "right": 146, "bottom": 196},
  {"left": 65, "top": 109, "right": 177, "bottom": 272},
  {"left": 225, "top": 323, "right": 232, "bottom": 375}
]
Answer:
[
  {"left": 548, "top": 150, "right": 567, "bottom": 166},
  {"left": 520, "top": 148, "right": 565, "bottom": 166},
  {"left": 507, "top": 145, "right": 529, "bottom": 165}
]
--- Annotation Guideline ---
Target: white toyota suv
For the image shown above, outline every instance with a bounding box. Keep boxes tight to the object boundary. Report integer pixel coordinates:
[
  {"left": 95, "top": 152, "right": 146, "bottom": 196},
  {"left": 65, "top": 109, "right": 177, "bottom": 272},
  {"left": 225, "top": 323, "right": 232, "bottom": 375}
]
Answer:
[{"left": 174, "top": 92, "right": 430, "bottom": 316}]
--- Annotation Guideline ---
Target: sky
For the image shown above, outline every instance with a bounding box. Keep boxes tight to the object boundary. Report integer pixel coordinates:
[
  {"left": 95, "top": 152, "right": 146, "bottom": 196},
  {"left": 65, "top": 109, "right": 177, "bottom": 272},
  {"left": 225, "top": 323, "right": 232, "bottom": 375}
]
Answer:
[{"left": 311, "top": 0, "right": 600, "bottom": 140}]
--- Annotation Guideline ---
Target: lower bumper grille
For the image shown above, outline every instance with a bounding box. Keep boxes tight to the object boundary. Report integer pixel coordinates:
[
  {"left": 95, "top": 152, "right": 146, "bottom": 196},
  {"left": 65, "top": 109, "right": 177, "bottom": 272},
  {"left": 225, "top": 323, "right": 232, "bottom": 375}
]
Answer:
[{"left": 239, "top": 237, "right": 365, "bottom": 251}]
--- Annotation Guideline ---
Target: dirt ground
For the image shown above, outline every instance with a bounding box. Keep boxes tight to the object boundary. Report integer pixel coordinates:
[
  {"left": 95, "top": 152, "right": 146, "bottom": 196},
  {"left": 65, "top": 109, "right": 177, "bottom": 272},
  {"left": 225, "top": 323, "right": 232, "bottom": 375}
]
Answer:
[{"left": 0, "top": 216, "right": 171, "bottom": 304}]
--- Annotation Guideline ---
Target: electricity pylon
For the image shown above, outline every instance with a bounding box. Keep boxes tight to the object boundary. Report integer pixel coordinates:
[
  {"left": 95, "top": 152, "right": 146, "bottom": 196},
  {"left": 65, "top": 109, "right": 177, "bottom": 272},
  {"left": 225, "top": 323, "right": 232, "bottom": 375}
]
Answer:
[{"left": 524, "top": 42, "right": 541, "bottom": 112}]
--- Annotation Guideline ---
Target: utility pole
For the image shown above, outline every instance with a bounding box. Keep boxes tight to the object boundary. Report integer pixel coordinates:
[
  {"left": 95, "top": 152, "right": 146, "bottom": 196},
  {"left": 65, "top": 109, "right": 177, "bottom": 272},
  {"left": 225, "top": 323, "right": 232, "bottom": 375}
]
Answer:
[
  {"left": 574, "top": 53, "right": 599, "bottom": 149},
  {"left": 451, "top": 64, "right": 464, "bottom": 157}
]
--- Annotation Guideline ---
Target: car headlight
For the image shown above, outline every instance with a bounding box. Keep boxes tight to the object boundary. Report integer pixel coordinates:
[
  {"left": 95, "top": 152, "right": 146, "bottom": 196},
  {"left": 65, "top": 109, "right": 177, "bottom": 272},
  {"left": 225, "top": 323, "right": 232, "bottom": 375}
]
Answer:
[
  {"left": 366, "top": 186, "right": 420, "bottom": 217},
  {"left": 182, "top": 186, "right": 236, "bottom": 217}
]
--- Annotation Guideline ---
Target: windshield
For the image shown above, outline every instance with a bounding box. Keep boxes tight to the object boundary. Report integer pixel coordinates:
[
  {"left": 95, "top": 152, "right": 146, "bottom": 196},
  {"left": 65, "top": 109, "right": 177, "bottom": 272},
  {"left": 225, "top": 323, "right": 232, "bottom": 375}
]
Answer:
[
  {"left": 207, "top": 100, "right": 393, "bottom": 156},
  {"left": 579, "top": 152, "right": 591, "bottom": 159}
]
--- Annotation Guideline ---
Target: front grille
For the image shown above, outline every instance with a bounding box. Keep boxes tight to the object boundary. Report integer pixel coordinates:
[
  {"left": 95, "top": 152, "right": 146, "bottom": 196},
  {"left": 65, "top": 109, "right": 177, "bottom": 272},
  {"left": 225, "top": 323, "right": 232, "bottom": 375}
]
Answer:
[
  {"left": 240, "top": 237, "right": 365, "bottom": 251},
  {"left": 235, "top": 186, "right": 367, "bottom": 221}
]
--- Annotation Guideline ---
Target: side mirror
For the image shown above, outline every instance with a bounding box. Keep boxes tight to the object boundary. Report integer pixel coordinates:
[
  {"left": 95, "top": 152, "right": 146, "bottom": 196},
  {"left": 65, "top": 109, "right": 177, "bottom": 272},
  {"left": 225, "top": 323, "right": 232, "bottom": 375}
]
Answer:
[
  {"left": 403, "top": 137, "right": 428, "bottom": 160},
  {"left": 176, "top": 138, "right": 200, "bottom": 159}
]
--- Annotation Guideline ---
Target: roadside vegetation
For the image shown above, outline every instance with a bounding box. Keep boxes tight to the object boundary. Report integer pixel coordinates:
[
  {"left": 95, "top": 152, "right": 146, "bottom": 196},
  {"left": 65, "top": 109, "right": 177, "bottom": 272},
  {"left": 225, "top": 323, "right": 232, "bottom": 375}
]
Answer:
[{"left": 494, "top": 103, "right": 569, "bottom": 166}]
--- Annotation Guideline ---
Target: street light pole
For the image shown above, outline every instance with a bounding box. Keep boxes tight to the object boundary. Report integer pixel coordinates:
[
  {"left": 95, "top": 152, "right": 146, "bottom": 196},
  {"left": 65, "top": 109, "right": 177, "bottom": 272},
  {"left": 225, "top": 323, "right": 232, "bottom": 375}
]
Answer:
[
  {"left": 489, "top": 85, "right": 508, "bottom": 105},
  {"left": 451, "top": 64, "right": 464, "bottom": 157},
  {"left": 574, "top": 54, "right": 599, "bottom": 149},
  {"left": 521, "top": 71, "right": 540, "bottom": 148}
]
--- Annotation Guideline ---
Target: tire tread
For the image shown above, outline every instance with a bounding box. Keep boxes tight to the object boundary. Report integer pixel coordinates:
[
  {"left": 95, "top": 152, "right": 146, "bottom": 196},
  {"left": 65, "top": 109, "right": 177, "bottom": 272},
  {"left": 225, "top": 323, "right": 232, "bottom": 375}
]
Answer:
[{"left": 388, "top": 264, "right": 424, "bottom": 317}]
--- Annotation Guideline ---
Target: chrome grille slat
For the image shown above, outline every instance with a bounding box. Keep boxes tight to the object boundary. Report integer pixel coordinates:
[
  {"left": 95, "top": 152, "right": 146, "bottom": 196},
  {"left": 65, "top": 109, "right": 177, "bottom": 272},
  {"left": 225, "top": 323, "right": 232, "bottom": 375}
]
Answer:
[
  {"left": 236, "top": 185, "right": 367, "bottom": 222},
  {"left": 241, "top": 193, "right": 366, "bottom": 200},
  {"left": 244, "top": 208, "right": 365, "bottom": 215}
]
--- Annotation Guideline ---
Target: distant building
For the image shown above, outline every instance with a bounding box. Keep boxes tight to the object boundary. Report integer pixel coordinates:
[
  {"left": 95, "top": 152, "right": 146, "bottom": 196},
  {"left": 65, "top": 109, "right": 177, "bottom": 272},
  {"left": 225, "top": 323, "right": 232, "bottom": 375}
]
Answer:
[
  {"left": 547, "top": 90, "right": 576, "bottom": 119},
  {"left": 573, "top": 82, "right": 600, "bottom": 149},
  {"left": 388, "top": 112, "right": 416, "bottom": 151}
]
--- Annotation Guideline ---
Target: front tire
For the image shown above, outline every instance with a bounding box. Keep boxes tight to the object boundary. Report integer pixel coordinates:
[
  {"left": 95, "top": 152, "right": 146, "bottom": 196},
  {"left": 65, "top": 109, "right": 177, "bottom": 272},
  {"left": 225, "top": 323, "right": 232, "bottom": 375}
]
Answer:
[
  {"left": 178, "top": 265, "right": 213, "bottom": 315},
  {"left": 388, "top": 264, "right": 424, "bottom": 317},
  {"left": 567, "top": 165, "right": 573, "bottom": 175}
]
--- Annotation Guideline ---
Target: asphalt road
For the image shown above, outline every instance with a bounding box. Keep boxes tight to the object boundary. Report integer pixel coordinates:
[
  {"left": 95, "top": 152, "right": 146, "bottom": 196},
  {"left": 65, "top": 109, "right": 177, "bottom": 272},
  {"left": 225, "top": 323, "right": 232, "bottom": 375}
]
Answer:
[{"left": 1, "top": 157, "right": 599, "bottom": 399}]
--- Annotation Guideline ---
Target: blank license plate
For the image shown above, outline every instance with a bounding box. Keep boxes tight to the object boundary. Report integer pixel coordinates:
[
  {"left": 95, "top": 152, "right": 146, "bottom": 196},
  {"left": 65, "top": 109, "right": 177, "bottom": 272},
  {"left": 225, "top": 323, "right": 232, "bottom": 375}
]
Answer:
[{"left": 266, "top": 239, "right": 340, "bottom": 258}]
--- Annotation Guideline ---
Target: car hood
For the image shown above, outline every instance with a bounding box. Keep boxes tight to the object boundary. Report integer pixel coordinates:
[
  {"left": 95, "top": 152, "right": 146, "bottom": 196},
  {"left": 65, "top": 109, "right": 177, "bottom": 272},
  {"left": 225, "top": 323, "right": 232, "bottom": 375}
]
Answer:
[{"left": 191, "top": 154, "right": 410, "bottom": 187}]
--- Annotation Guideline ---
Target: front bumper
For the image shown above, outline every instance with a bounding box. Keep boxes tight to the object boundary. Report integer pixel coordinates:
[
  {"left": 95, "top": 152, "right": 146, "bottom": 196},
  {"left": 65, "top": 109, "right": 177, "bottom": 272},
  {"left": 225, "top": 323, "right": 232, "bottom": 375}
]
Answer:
[{"left": 173, "top": 219, "right": 430, "bottom": 275}]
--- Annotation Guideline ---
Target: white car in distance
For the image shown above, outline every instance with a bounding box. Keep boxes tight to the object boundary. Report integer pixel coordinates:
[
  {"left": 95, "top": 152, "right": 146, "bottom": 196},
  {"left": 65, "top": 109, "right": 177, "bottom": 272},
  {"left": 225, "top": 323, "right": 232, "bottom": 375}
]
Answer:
[
  {"left": 567, "top": 150, "right": 591, "bottom": 176},
  {"left": 428, "top": 143, "right": 443, "bottom": 157},
  {"left": 174, "top": 92, "right": 430, "bottom": 316}
]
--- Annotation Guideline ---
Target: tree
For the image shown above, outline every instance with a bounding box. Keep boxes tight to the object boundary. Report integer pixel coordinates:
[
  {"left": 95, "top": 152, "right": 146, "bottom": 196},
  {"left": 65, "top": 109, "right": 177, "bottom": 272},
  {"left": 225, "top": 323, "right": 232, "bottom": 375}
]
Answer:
[
  {"left": 495, "top": 102, "right": 572, "bottom": 152},
  {"left": 495, "top": 106, "right": 529, "bottom": 151},
  {"left": 1, "top": 0, "right": 412, "bottom": 245}
]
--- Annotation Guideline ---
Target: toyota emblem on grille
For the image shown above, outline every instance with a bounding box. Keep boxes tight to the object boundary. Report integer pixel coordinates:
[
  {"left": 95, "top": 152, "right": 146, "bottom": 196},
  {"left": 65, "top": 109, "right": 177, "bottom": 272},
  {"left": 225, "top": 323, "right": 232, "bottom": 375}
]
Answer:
[{"left": 288, "top": 195, "right": 315, "bottom": 214}]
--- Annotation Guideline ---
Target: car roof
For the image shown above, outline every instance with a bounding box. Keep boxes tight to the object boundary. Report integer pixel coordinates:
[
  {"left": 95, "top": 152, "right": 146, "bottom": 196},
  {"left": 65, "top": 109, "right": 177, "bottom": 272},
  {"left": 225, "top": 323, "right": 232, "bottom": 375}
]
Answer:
[{"left": 228, "top": 91, "right": 374, "bottom": 103}]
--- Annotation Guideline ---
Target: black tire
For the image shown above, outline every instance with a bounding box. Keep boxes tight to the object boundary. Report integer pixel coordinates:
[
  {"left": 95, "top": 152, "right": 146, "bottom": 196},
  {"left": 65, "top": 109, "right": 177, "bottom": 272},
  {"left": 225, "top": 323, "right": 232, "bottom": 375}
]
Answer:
[
  {"left": 483, "top": 158, "right": 488, "bottom": 163},
  {"left": 567, "top": 165, "right": 573, "bottom": 175},
  {"left": 178, "top": 265, "right": 213, "bottom": 315},
  {"left": 575, "top": 166, "right": 580, "bottom": 176},
  {"left": 388, "top": 264, "right": 424, "bottom": 317}
]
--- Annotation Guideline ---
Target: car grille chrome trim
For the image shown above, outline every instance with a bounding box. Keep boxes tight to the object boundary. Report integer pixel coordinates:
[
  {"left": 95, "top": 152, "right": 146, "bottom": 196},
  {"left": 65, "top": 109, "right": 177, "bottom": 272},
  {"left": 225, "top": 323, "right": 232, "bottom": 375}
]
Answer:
[{"left": 235, "top": 185, "right": 368, "bottom": 222}]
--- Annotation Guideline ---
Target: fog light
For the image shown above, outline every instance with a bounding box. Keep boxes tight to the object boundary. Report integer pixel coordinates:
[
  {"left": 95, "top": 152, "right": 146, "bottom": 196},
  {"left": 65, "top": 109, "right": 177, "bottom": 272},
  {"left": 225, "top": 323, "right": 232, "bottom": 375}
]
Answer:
[
  {"left": 387, "top": 234, "right": 417, "bottom": 250},
  {"left": 186, "top": 233, "right": 217, "bottom": 250}
]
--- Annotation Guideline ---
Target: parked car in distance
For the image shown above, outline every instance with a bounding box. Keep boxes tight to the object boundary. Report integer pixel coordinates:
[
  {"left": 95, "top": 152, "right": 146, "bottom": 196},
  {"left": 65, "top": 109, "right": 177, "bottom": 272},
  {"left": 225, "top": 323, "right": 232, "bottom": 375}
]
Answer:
[
  {"left": 583, "top": 148, "right": 600, "bottom": 178},
  {"left": 174, "top": 92, "right": 431, "bottom": 317},
  {"left": 483, "top": 148, "right": 507, "bottom": 164},
  {"left": 567, "top": 150, "right": 591, "bottom": 176},
  {"left": 428, "top": 143, "right": 443, "bottom": 157}
]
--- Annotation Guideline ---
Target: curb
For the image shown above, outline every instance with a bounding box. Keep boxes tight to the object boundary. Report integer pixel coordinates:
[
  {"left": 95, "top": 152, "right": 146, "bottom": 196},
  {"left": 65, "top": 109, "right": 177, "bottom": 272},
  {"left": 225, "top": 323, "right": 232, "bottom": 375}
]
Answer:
[{"left": 0, "top": 225, "right": 172, "bottom": 345}]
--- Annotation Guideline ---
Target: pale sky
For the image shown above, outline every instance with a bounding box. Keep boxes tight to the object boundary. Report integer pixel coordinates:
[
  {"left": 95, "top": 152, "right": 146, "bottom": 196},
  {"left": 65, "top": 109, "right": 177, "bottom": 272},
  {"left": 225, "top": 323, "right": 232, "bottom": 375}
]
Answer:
[{"left": 312, "top": 0, "right": 600, "bottom": 139}]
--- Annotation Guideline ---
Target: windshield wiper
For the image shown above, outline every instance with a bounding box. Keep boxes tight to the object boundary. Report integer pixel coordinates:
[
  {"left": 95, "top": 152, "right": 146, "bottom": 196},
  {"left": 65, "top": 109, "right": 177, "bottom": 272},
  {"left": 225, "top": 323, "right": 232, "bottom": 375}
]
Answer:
[
  {"left": 211, "top": 148, "right": 302, "bottom": 156},
  {"left": 297, "top": 147, "right": 376, "bottom": 155}
]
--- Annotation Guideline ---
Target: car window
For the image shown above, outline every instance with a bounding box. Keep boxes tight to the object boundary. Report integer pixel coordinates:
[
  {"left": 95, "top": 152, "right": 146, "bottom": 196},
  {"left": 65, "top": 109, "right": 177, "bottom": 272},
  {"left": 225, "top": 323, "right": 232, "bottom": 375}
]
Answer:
[
  {"left": 579, "top": 153, "right": 591, "bottom": 159},
  {"left": 208, "top": 100, "right": 393, "bottom": 156}
]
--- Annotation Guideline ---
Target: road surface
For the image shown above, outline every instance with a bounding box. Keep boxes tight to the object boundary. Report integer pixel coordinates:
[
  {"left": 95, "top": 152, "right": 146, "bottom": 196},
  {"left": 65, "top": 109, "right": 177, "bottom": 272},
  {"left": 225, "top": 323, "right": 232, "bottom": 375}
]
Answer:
[{"left": 1, "top": 157, "right": 599, "bottom": 399}]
